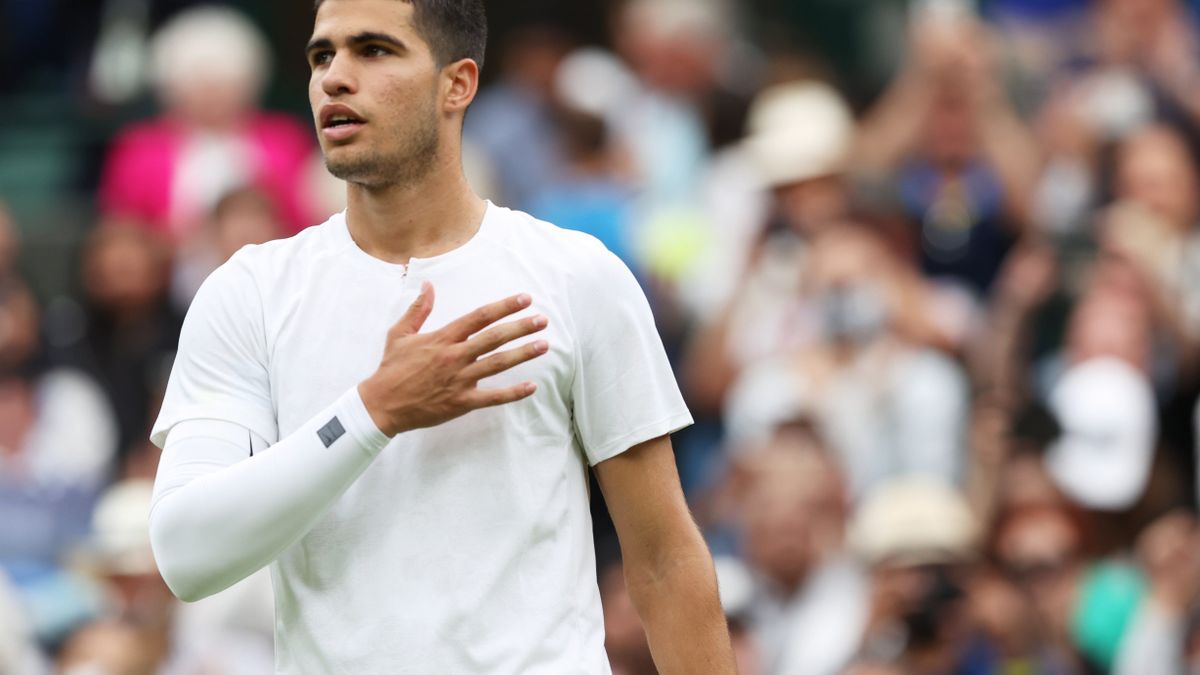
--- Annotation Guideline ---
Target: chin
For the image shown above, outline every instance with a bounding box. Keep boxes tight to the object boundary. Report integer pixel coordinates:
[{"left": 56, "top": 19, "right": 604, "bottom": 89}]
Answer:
[{"left": 323, "top": 149, "right": 375, "bottom": 181}]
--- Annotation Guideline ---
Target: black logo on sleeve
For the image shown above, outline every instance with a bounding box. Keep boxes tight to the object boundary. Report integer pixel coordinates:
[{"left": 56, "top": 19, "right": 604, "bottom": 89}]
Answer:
[{"left": 317, "top": 417, "right": 346, "bottom": 448}]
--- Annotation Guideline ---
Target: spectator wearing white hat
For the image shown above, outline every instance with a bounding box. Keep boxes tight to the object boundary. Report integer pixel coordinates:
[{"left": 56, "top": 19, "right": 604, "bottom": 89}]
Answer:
[
  {"left": 683, "top": 80, "right": 858, "bottom": 415},
  {"left": 66, "top": 479, "right": 274, "bottom": 675}
]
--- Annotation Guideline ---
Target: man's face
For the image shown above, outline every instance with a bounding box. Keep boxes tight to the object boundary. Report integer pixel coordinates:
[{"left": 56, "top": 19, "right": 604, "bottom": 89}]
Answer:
[{"left": 307, "top": 0, "right": 443, "bottom": 187}]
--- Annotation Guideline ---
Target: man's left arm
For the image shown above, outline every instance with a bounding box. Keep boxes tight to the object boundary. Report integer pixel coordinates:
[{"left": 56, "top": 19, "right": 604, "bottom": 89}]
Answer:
[{"left": 594, "top": 434, "right": 737, "bottom": 674}]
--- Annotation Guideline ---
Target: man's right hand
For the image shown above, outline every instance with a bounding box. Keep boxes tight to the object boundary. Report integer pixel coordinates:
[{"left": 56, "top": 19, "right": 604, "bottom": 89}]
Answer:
[{"left": 358, "top": 281, "right": 549, "bottom": 437}]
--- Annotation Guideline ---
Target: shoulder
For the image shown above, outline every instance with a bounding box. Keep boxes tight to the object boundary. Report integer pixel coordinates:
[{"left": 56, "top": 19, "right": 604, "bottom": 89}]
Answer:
[
  {"left": 491, "top": 204, "right": 627, "bottom": 280},
  {"left": 201, "top": 214, "right": 342, "bottom": 304}
]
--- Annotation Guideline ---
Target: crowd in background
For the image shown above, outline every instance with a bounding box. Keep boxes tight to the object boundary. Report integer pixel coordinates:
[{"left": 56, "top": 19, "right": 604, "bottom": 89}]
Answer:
[{"left": 4, "top": 0, "right": 1200, "bottom": 673}]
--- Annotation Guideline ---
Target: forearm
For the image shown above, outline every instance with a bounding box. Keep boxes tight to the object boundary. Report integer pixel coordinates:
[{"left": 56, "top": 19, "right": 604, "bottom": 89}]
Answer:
[
  {"left": 627, "top": 535, "right": 735, "bottom": 675},
  {"left": 149, "top": 386, "right": 389, "bottom": 601}
]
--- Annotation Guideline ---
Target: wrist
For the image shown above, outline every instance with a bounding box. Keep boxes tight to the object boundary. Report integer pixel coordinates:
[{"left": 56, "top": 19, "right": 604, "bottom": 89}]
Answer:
[{"left": 356, "top": 379, "right": 398, "bottom": 438}]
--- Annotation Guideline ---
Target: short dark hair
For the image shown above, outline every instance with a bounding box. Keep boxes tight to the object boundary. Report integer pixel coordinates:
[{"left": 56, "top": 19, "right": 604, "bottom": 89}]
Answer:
[{"left": 313, "top": 0, "right": 487, "bottom": 70}]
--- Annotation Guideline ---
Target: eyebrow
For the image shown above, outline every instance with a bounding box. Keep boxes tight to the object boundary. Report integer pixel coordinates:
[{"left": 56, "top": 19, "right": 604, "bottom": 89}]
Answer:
[{"left": 305, "top": 32, "right": 408, "bottom": 58}]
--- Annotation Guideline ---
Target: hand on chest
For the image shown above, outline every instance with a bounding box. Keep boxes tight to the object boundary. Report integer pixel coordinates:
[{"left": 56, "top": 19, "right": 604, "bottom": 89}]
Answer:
[{"left": 268, "top": 275, "right": 574, "bottom": 432}]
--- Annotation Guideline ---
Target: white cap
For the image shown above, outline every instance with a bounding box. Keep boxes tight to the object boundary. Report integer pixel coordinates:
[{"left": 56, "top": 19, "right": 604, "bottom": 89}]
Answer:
[
  {"left": 742, "top": 81, "right": 855, "bottom": 188},
  {"left": 1046, "top": 357, "right": 1156, "bottom": 511},
  {"left": 848, "top": 477, "right": 978, "bottom": 566},
  {"left": 554, "top": 48, "right": 640, "bottom": 119}
]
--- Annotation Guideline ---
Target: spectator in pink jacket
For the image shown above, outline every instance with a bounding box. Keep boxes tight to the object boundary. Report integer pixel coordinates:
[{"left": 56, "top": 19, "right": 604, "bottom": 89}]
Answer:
[{"left": 99, "top": 7, "right": 316, "bottom": 240}]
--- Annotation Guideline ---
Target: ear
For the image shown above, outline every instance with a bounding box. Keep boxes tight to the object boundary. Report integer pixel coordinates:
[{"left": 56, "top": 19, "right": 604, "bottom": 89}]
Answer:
[{"left": 441, "top": 58, "right": 480, "bottom": 115}]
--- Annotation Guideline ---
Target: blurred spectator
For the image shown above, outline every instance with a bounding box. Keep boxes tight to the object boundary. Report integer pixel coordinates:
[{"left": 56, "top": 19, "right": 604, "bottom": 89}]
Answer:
[
  {"left": 1115, "top": 510, "right": 1200, "bottom": 674},
  {"left": 608, "top": 0, "right": 722, "bottom": 205},
  {"left": 1104, "top": 124, "right": 1200, "bottom": 342},
  {"left": 683, "top": 81, "right": 857, "bottom": 414},
  {"left": 528, "top": 108, "right": 638, "bottom": 270},
  {"left": 0, "top": 281, "right": 118, "bottom": 562},
  {"left": 62, "top": 225, "right": 180, "bottom": 464},
  {"left": 67, "top": 480, "right": 273, "bottom": 675},
  {"left": 987, "top": 502, "right": 1091, "bottom": 671},
  {"left": 735, "top": 428, "right": 869, "bottom": 675},
  {"left": 0, "top": 278, "right": 117, "bottom": 645},
  {"left": 170, "top": 186, "right": 286, "bottom": 312},
  {"left": 464, "top": 25, "right": 574, "bottom": 210},
  {"left": 855, "top": 3, "right": 1040, "bottom": 296},
  {"left": 1036, "top": 266, "right": 1160, "bottom": 513},
  {"left": 723, "top": 224, "right": 969, "bottom": 497},
  {"left": 847, "top": 477, "right": 981, "bottom": 673},
  {"left": 98, "top": 7, "right": 315, "bottom": 240},
  {"left": 1068, "top": 0, "right": 1200, "bottom": 139}
]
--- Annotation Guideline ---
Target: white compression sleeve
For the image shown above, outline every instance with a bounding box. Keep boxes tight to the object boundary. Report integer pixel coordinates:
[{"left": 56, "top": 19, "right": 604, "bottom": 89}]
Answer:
[{"left": 149, "top": 386, "right": 391, "bottom": 602}]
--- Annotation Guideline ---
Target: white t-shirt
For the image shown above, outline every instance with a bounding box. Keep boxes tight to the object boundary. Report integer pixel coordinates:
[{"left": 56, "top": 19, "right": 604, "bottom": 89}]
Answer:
[{"left": 151, "top": 202, "right": 692, "bottom": 674}]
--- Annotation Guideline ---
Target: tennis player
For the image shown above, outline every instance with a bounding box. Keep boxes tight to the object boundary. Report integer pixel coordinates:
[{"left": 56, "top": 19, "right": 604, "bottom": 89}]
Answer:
[{"left": 146, "top": 0, "right": 735, "bottom": 672}]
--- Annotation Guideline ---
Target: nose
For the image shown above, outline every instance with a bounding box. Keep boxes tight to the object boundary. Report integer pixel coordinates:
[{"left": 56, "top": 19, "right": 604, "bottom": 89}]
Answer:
[{"left": 320, "top": 51, "right": 357, "bottom": 96}]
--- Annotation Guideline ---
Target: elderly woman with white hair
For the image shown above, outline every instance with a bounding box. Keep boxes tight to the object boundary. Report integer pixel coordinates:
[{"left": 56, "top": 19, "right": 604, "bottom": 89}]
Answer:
[{"left": 98, "top": 7, "right": 315, "bottom": 240}]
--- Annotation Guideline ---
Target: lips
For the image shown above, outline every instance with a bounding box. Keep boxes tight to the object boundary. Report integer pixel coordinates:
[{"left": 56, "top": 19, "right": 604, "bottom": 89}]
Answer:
[{"left": 319, "top": 104, "right": 366, "bottom": 141}]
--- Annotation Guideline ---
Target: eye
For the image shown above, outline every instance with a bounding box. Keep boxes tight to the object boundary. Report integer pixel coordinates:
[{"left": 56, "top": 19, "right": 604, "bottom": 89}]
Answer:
[
  {"left": 363, "top": 45, "right": 391, "bottom": 57},
  {"left": 309, "top": 50, "right": 333, "bottom": 68}
]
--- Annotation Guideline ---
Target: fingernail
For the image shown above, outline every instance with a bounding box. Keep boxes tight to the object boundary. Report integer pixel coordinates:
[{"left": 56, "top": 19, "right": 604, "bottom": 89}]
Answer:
[
  {"left": 517, "top": 294, "right": 531, "bottom": 307},
  {"left": 533, "top": 340, "right": 549, "bottom": 353},
  {"left": 532, "top": 315, "right": 548, "bottom": 328},
  {"left": 524, "top": 382, "right": 537, "bottom": 394}
]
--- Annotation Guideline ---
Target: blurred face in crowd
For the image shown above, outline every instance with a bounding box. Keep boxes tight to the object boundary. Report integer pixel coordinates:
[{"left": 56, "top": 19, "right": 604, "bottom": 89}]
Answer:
[
  {"left": 213, "top": 189, "right": 284, "bottom": 259},
  {"left": 83, "top": 227, "right": 170, "bottom": 318},
  {"left": 500, "top": 27, "right": 571, "bottom": 96},
  {"left": 993, "top": 505, "right": 1083, "bottom": 636},
  {"left": 804, "top": 227, "right": 897, "bottom": 346},
  {"left": 1115, "top": 126, "right": 1200, "bottom": 230},
  {"left": 308, "top": 0, "right": 474, "bottom": 188},
  {"left": 969, "top": 568, "right": 1038, "bottom": 656},
  {"left": 925, "top": 92, "right": 979, "bottom": 169},
  {"left": 741, "top": 440, "right": 844, "bottom": 592},
  {"left": 1065, "top": 282, "right": 1152, "bottom": 371},
  {"left": 165, "top": 74, "right": 259, "bottom": 131},
  {"left": 613, "top": 1, "right": 722, "bottom": 95},
  {"left": 775, "top": 175, "right": 849, "bottom": 238}
]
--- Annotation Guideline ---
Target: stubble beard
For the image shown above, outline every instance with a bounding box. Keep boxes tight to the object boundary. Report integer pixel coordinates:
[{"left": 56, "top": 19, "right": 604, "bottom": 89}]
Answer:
[{"left": 324, "top": 103, "right": 441, "bottom": 189}]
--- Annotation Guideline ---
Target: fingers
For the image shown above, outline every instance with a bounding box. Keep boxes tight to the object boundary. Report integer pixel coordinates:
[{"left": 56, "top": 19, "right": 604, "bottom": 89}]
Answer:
[
  {"left": 463, "top": 314, "right": 548, "bottom": 359},
  {"left": 440, "top": 293, "right": 531, "bottom": 342},
  {"left": 462, "top": 381, "right": 538, "bottom": 410},
  {"left": 390, "top": 281, "right": 435, "bottom": 338},
  {"left": 461, "top": 338, "right": 549, "bottom": 382}
]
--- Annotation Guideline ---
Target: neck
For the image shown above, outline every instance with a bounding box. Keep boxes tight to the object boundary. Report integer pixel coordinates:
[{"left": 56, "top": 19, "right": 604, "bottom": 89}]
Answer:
[{"left": 344, "top": 158, "right": 485, "bottom": 265}]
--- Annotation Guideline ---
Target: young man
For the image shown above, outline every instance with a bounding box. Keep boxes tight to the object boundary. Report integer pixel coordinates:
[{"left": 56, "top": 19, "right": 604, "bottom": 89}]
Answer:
[{"left": 146, "top": 1, "right": 735, "bottom": 673}]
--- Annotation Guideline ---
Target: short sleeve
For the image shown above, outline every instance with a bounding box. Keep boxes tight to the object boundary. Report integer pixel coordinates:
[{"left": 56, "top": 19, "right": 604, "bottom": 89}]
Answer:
[
  {"left": 568, "top": 238, "right": 692, "bottom": 465},
  {"left": 151, "top": 252, "right": 278, "bottom": 448}
]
